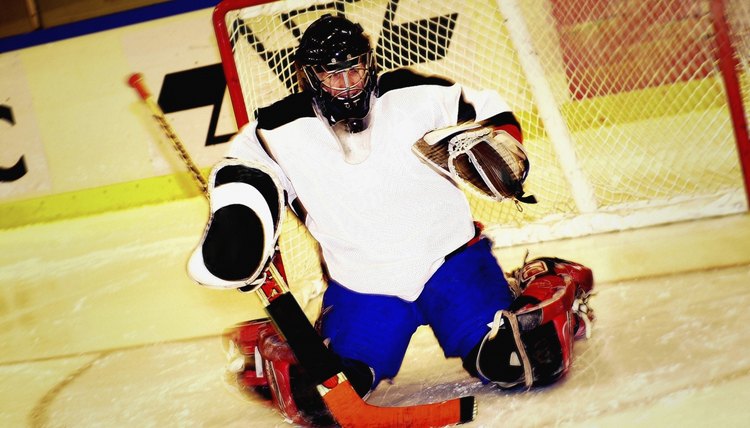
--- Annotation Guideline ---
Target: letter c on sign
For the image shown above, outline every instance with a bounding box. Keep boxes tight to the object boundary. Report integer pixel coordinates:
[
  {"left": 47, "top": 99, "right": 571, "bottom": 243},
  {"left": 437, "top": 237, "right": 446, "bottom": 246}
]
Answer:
[{"left": 0, "top": 105, "right": 28, "bottom": 182}]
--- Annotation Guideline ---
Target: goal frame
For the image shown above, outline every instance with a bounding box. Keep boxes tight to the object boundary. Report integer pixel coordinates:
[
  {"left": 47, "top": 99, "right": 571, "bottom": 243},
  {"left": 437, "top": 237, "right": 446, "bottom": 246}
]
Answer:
[
  {"left": 710, "top": 0, "right": 750, "bottom": 201},
  {"left": 212, "top": 0, "right": 750, "bottom": 252},
  {"left": 213, "top": 0, "right": 261, "bottom": 128}
]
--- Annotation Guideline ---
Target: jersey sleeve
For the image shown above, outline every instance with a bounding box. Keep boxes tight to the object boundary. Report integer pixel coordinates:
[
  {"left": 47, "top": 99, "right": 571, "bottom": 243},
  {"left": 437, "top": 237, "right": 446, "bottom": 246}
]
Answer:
[
  {"left": 226, "top": 121, "right": 298, "bottom": 203},
  {"left": 460, "top": 85, "right": 522, "bottom": 143}
]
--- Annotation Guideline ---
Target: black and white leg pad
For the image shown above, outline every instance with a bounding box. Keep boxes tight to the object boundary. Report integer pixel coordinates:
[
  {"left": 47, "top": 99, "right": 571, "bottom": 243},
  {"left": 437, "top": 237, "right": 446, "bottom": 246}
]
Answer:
[
  {"left": 188, "top": 158, "right": 285, "bottom": 290},
  {"left": 475, "top": 273, "right": 577, "bottom": 389}
]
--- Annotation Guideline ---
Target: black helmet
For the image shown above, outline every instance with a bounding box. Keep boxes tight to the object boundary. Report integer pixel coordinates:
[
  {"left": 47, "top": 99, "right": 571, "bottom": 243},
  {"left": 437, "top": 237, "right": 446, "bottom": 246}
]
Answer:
[{"left": 295, "top": 15, "right": 377, "bottom": 132}]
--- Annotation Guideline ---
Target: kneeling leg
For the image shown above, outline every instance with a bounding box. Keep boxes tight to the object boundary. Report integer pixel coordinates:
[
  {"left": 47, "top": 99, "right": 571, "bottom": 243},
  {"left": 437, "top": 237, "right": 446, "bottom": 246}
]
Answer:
[{"left": 464, "top": 257, "right": 595, "bottom": 389}]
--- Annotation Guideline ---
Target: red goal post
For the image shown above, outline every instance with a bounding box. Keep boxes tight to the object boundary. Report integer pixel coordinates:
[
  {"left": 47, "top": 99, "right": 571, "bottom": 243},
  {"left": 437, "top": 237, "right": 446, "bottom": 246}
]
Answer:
[{"left": 212, "top": 0, "right": 750, "bottom": 298}]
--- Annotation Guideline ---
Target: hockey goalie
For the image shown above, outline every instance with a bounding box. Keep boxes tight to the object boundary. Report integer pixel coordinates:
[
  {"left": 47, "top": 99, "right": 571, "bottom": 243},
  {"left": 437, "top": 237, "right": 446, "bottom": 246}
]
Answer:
[{"left": 188, "top": 13, "right": 595, "bottom": 426}]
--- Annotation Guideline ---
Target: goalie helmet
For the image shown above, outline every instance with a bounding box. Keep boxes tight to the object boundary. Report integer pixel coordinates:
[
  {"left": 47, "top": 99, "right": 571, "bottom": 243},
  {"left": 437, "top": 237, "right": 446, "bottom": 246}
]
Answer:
[{"left": 295, "top": 14, "right": 377, "bottom": 133}]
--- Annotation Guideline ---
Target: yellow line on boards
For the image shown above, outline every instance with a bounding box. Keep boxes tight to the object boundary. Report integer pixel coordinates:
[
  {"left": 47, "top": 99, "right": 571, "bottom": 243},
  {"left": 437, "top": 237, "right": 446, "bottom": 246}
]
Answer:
[{"left": 0, "top": 168, "right": 210, "bottom": 229}]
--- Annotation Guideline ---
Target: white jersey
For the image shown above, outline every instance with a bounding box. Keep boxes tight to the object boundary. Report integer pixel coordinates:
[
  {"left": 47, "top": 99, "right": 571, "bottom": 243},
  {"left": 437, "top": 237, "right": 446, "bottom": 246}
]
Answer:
[{"left": 227, "top": 69, "right": 513, "bottom": 301}]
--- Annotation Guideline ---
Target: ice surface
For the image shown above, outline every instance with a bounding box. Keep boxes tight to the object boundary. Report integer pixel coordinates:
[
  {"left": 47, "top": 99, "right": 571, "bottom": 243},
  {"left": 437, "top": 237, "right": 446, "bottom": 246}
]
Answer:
[
  {"left": 1, "top": 202, "right": 749, "bottom": 427},
  {"left": 20, "top": 266, "right": 750, "bottom": 427}
]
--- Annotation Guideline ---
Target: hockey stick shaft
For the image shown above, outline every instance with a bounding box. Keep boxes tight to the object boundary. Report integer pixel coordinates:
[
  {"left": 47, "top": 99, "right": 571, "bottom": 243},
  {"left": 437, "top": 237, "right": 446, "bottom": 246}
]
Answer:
[
  {"left": 127, "top": 71, "right": 339, "bottom": 377},
  {"left": 127, "top": 72, "right": 476, "bottom": 427},
  {"left": 127, "top": 73, "right": 208, "bottom": 196}
]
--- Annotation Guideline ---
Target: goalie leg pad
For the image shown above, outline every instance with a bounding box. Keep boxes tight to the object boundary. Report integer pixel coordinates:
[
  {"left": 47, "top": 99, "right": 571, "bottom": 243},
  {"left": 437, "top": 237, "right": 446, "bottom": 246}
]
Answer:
[
  {"left": 187, "top": 158, "right": 285, "bottom": 290},
  {"left": 223, "top": 318, "right": 272, "bottom": 390},
  {"left": 258, "top": 324, "right": 337, "bottom": 427},
  {"left": 226, "top": 318, "right": 373, "bottom": 427},
  {"left": 472, "top": 272, "right": 577, "bottom": 389},
  {"left": 511, "top": 257, "right": 594, "bottom": 296},
  {"left": 509, "top": 257, "right": 595, "bottom": 339},
  {"left": 225, "top": 318, "right": 335, "bottom": 427}
]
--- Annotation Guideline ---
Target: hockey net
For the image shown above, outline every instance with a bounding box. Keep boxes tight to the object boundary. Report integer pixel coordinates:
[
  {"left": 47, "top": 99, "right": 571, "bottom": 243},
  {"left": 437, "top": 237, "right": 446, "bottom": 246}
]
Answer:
[{"left": 213, "top": 0, "right": 750, "bottom": 301}]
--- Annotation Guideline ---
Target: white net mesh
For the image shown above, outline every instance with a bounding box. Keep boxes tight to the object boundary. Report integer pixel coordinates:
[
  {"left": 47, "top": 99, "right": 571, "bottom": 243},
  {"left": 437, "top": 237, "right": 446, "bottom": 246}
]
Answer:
[{"left": 214, "top": 0, "right": 749, "bottom": 298}]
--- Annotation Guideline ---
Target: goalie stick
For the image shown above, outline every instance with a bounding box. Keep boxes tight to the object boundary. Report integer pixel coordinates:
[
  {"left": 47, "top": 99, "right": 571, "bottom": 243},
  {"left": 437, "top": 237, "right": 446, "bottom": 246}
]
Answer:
[{"left": 127, "top": 72, "right": 477, "bottom": 427}]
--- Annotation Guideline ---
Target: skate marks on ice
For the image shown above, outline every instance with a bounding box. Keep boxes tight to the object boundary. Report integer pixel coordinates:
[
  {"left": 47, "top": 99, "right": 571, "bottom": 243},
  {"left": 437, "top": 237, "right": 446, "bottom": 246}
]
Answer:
[
  {"left": 28, "top": 339, "right": 284, "bottom": 428},
  {"left": 368, "top": 264, "right": 750, "bottom": 427},
  {"left": 27, "top": 265, "right": 750, "bottom": 427}
]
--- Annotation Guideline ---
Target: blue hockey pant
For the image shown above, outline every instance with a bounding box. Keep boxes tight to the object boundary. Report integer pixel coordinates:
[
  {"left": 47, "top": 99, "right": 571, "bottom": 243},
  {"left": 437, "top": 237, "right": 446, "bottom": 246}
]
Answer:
[{"left": 319, "top": 238, "right": 513, "bottom": 386}]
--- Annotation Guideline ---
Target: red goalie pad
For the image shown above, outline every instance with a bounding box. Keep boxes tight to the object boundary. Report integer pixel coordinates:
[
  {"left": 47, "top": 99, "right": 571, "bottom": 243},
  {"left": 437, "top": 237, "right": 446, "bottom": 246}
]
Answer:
[
  {"left": 513, "top": 257, "right": 594, "bottom": 297},
  {"left": 506, "top": 272, "right": 576, "bottom": 387},
  {"left": 511, "top": 257, "right": 595, "bottom": 339},
  {"left": 476, "top": 257, "right": 595, "bottom": 388},
  {"left": 223, "top": 318, "right": 272, "bottom": 390},
  {"left": 223, "top": 319, "right": 335, "bottom": 427},
  {"left": 475, "top": 275, "right": 575, "bottom": 388}
]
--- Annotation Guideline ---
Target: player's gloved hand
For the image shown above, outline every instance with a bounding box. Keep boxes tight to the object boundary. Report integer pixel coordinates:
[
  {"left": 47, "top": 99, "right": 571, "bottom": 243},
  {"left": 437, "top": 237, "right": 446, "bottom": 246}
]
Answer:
[{"left": 413, "top": 123, "right": 536, "bottom": 205}]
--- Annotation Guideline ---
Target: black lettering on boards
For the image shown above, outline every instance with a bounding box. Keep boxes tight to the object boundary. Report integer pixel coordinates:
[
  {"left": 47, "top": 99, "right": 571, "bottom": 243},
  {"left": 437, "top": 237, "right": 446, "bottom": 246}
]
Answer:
[
  {"left": 158, "top": 64, "right": 233, "bottom": 147},
  {"left": 0, "top": 105, "right": 28, "bottom": 182}
]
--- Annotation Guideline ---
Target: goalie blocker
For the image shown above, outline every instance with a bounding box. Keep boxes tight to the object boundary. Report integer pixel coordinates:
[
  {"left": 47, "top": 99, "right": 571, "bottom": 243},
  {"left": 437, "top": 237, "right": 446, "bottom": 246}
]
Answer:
[{"left": 188, "top": 158, "right": 285, "bottom": 290}]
